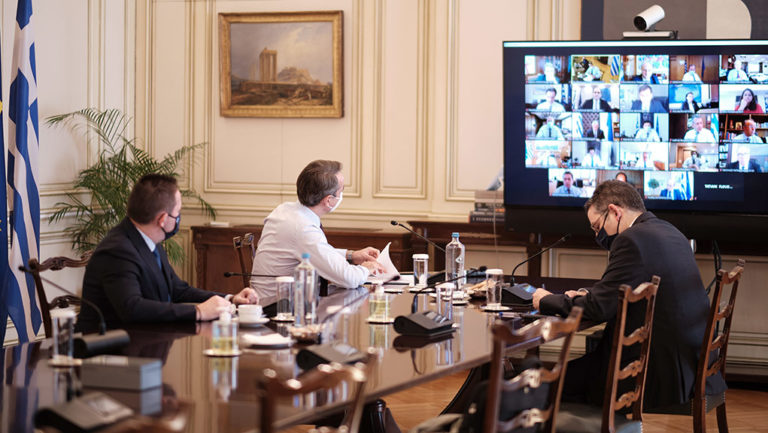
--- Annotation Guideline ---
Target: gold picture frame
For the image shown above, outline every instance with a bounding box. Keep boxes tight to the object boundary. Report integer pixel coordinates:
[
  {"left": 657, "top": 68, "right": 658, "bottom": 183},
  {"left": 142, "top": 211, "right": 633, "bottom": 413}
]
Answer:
[{"left": 219, "top": 11, "right": 343, "bottom": 118}]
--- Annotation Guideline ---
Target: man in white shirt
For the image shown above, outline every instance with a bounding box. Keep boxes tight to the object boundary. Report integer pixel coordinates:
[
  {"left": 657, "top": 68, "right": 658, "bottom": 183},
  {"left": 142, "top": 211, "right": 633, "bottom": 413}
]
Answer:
[
  {"left": 683, "top": 116, "right": 716, "bottom": 143},
  {"left": 634, "top": 121, "right": 661, "bottom": 142},
  {"left": 682, "top": 64, "right": 702, "bottom": 82},
  {"left": 535, "top": 88, "right": 566, "bottom": 112},
  {"left": 250, "top": 160, "right": 384, "bottom": 310},
  {"left": 727, "top": 59, "right": 749, "bottom": 82},
  {"left": 536, "top": 116, "right": 565, "bottom": 139},
  {"left": 733, "top": 119, "right": 764, "bottom": 143},
  {"left": 581, "top": 147, "right": 603, "bottom": 167}
]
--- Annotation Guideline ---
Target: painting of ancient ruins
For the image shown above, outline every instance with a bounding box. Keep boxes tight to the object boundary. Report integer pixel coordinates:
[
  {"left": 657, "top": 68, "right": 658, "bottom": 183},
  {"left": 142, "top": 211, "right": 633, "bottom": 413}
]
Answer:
[{"left": 219, "top": 11, "right": 343, "bottom": 118}]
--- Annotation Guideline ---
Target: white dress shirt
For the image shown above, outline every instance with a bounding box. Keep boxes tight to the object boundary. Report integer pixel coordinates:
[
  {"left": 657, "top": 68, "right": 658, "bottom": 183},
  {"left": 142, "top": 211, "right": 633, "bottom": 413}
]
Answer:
[
  {"left": 733, "top": 133, "right": 764, "bottom": 143},
  {"left": 634, "top": 128, "right": 661, "bottom": 142},
  {"left": 249, "top": 201, "right": 369, "bottom": 305},
  {"left": 683, "top": 128, "right": 716, "bottom": 143},
  {"left": 682, "top": 71, "right": 701, "bottom": 82},
  {"left": 535, "top": 101, "right": 565, "bottom": 112}
]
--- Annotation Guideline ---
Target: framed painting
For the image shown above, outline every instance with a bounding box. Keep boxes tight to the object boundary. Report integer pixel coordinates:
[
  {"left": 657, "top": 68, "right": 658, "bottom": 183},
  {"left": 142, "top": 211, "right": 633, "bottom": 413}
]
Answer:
[{"left": 219, "top": 11, "right": 343, "bottom": 118}]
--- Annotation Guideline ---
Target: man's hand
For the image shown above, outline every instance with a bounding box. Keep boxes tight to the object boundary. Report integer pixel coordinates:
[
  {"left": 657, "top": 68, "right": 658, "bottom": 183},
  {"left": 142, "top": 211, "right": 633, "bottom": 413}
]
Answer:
[
  {"left": 532, "top": 288, "right": 552, "bottom": 310},
  {"left": 564, "top": 288, "right": 588, "bottom": 298},
  {"left": 196, "top": 296, "right": 231, "bottom": 321},
  {"left": 232, "top": 288, "right": 259, "bottom": 305},
  {"left": 350, "top": 247, "right": 380, "bottom": 264},
  {"left": 361, "top": 260, "right": 385, "bottom": 275}
]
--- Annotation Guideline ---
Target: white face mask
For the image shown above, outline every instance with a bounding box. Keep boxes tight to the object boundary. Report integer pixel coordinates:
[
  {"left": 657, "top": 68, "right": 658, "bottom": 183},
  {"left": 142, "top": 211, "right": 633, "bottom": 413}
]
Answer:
[{"left": 329, "top": 192, "right": 343, "bottom": 212}]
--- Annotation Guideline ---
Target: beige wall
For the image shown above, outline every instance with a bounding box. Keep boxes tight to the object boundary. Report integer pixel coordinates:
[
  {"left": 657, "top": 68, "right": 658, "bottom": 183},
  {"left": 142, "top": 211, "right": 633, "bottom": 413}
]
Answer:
[{"left": 4, "top": 0, "right": 766, "bottom": 376}]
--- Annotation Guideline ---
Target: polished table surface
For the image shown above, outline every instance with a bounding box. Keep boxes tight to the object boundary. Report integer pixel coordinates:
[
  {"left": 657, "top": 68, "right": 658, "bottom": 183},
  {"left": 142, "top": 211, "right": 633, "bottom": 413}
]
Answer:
[{"left": 1, "top": 277, "right": 596, "bottom": 433}]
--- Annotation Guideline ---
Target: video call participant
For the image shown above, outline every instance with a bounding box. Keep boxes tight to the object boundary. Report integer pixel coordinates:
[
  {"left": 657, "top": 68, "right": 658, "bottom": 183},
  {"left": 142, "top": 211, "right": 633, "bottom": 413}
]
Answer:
[
  {"left": 580, "top": 58, "right": 602, "bottom": 81},
  {"left": 682, "top": 150, "right": 703, "bottom": 170},
  {"left": 726, "top": 144, "right": 762, "bottom": 172},
  {"left": 682, "top": 64, "right": 702, "bottom": 82},
  {"left": 635, "top": 151, "right": 657, "bottom": 170},
  {"left": 581, "top": 146, "right": 603, "bottom": 167},
  {"left": 552, "top": 171, "right": 582, "bottom": 197},
  {"left": 734, "top": 119, "right": 765, "bottom": 143},
  {"left": 579, "top": 86, "right": 612, "bottom": 111},
  {"left": 660, "top": 176, "right": 689, "bottom": 200},
  {"left": 631, "top": 85, "right": 666, "bottom": 113},
  {"left": 632, "top": 61, "right": 661, "bottom": 84},
  {"left": 584, "top": 120, "right": 605, "bottom": 139},
  {"left": 77, "top": 175, "right": 259, "bottom": 332},
  {"left": 727, "top": 59, "right": 749, "bottom": 82},
  {"left": 536, "top": 116, "right": 565, "bottom": 139},
  {"left": 683, "top": 116, "right": 717, "bottom": 143},
  {"left": 634, "top": 120, "right": 661, "bottom": 142},
  {"left": 615, "top": 172, "right": 628, "bottom": 182},
  {"left": 532, "top": 62, "right": 560, "bottom": 83},
  {"left": 532, "top": 180, "right": 725, "bottom": 410},
  {"left": 683, "top": 92, "right": 700, "bottom": 113},
  {"left": 535, "top": 87, "right": 566, "bottom": 112},
  {"left": 250, "top": 160, "right": 384, "bottom": 313},
  {"left": 734, "top": 88, "right": 763, "bottom": 113}
]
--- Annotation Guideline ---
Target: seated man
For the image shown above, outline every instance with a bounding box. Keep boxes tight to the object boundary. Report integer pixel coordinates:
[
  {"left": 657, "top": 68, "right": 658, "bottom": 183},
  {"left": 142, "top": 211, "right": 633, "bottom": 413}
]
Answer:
[
  {"left": 733, "top": 119, "right": 765, "bottom": 143},
  {"left": 630, "top": 85, "right": 666, "bottom": 113},
  {"left": 535, "top": 88, "right": 566, "bottom": 112},
  {"left": 536, "top": 116, "right": 565, "bottom": 140},
  {"left": 77, "top": 174, "right": 258, "bottom": 331},
  {"left": 532, "top": 180, "right": 725, "bottom": 410},
  {"left": 250, "top": 160, "right": 384, "bottom": 312},
  {"left": 634, "top": 121, "right": 661, "bottom": 142},
  {"left": 579, "top": 86, "right": 612, "bottom": 111},
  {"left": 683, "top": 116, "right": 717, "bottom": 143},
  {"left": 552, "top": 171, "right": 582, "bottom": 197},
  {"left": 726, "top": 144, "right": 762, "bottom": 172}
]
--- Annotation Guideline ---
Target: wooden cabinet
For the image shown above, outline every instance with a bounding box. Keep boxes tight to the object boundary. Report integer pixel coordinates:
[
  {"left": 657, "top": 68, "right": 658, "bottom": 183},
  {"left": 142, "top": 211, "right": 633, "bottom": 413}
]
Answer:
[{"left": 191, "top": 225, "right": 411, "bottom": 294}]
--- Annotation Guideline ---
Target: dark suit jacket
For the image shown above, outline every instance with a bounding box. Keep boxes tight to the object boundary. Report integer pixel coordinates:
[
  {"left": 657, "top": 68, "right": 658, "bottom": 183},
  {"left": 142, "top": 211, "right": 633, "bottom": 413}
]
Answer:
[
  {"left": 77, "top": 218, "right": 219, "bottom": 332},
  {"left": 584, "top": 128, "right": 605, "bottom": 140},
  {"left": 630, "top": 99, "right": 667, "bottom": 113},
  {"left": 632, "top": 75, "right": 660, "bottom": 84},
  {"left": 540, "top": 212, "right": 726, "bottom": 409},
  {"left": 579, "top": 98, "right": 613, "bottom": 111},
  {"left": 726, "top": 160, "right": 762, "bottom": 172}
]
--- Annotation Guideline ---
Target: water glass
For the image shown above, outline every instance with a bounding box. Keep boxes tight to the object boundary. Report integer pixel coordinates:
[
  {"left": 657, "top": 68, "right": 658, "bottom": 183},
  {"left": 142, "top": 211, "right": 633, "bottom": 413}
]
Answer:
[
  {"left": 368, "top": 293, "right": 390, "bottom": 322},
  {"left": 275, "top": 276, "right": 295, "bottom": 321},
  {"left": 486, "top": 268, "right": 504, "bottom": 309},
  {"left": 412, "top": 254, "right": 429, "bottom": 288},
  {"left": 436, "top": 282, "right": 455, "bottom": 320},
  {"left": 212, "top": 317, "right": 238, "bottom": 354},
  {"left": 50, "top": 309, "right": 76, "bottom": 366}
]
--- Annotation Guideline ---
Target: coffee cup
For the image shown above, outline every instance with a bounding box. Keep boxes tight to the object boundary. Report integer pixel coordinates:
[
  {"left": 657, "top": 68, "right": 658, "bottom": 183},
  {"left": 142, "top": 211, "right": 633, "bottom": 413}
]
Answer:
[{"left": 238, "top": 304, "right": 263, "bottom": 322}]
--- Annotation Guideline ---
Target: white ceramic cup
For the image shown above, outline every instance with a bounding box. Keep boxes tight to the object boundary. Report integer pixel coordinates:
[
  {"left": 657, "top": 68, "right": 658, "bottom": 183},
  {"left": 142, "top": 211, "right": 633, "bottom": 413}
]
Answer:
[{"left": 238, "top": 304, "right": 263, "bottom": 321}]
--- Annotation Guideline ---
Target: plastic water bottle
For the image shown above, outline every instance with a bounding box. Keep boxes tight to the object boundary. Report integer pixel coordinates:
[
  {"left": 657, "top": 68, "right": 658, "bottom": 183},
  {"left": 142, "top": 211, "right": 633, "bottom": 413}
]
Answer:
[
  {"left": 294, "top": 253, "right": 318, "bottom": 327},
  {"left": 445, "top": 232, "right": 466, "bottom": 287}
]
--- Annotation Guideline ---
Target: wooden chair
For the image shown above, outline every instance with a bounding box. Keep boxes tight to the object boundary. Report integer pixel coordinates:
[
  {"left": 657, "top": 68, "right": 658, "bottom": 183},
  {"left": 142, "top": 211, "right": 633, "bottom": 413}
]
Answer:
[
  {"left": 233, "top": 233, "right": 256, "bottom": 286},
  {"left": 692, "top": 259, "right": 744, "bottom": 432},
  {"left": 556, "top": 276, "right": 660, "bottom": 433},
  {"left": 484, "top": 307, "right": 583, "bottom": 433},
  {"left": 259, "top": 349, "right": 377, "bottom": 433},
  {"left": 27, "top": 253, "right": 92, "bottom": 337}
]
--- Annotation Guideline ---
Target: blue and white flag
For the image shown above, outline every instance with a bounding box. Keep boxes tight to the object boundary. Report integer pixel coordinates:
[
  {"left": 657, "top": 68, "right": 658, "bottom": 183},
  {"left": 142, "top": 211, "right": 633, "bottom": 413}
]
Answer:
[
  {"left": 610, "top": 55, "right": 622, "bottom": 79},
  {"left": 7, "top": 0, "right": 41, "bottom": 342},
  {"left": 0, "top": 25, "right": 8, "bottom": 345}
]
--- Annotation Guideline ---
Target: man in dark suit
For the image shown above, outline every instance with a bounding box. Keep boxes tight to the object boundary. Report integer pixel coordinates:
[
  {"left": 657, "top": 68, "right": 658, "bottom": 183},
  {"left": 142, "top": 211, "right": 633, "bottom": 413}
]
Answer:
[
  {"left": 579, "top": 86, "right": 613, "bottom": 111},
  {"left": 630, "top": 85, "right": 666, "bottom": 113},
  {"left": 632, "top": 61, "right": 661, "bottom": 84},
  {"left": 532, "top": 180, "right": 726, "bottom": 410},
  {"left": 77, "top": 174, "right": 259, "bottom": 331},
  {"left": 584, "top": 120, "right": 605, "bottom": 140},
  {"left": 726, "top": 144, "right": 762, "bottom": 172}
]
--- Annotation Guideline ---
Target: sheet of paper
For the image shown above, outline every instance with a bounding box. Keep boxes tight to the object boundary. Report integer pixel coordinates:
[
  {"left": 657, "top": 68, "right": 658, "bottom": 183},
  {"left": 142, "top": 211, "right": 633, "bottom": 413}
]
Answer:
[{"left": 370, "top": 242, "right": 401, "bottom": 283}]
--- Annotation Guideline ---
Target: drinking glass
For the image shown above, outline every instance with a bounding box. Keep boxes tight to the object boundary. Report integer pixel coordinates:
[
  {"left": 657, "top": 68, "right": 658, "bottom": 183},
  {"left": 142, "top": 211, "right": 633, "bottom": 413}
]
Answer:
[
  {"left": 50, "top": 309, "right": 77, "bottom": 367},
  {"left": 485, "top": 268, "right": 505, "bottom": 309},
  {"left": 412, "top": 254, "right": 429, "bottom": 288},
  {"left": 275, "top": 276, "right": 295, "bottom": 321}
]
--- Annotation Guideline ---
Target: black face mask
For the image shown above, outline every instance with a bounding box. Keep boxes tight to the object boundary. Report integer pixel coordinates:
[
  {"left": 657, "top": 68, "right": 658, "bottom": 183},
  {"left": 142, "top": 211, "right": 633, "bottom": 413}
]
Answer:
[
  {"left": 163, "top": 214, "right": 181, "bottom": 240},
  {"left": 595, "top": 211, "right": 621, "bottom": 250}
]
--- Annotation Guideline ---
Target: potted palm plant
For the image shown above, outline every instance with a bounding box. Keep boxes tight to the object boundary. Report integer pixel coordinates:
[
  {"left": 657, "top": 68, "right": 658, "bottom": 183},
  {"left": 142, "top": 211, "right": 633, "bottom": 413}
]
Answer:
[{"left": 48, "top": 108, "right": 215, "bottom": 265}]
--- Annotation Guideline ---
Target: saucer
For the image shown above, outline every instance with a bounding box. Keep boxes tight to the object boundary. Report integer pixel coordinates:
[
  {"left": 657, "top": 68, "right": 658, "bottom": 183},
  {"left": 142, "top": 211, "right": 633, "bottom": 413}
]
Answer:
[
  {"left": 270, "top": 315, "right": 295, "bottom": 323},
  {"left": 366, "top": 316, "right": 395, "bottom": 324},
  {"left": 384, "top": 287, "right": 404, "bottom": 294},
  {"left": 203, "top": 348, "right": 242, "bottom": 357},
  {"left": 239, "top": 317, "right": 269, "bottom": 327},
  {"left": 481, "top": 304, "right": 511, "bottom": 312}
]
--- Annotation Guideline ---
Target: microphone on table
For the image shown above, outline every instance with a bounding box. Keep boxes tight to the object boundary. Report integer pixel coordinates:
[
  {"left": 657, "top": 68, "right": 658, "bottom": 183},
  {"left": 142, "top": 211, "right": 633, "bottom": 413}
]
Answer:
[
  {"left": 223, "top": 271, "right": 281, "bottom": 278},
  {"left": 504, "top": 234, "right": 571, "bottom": 304},
  {"left": 18, "top": 266, "right": 130, "bottom": 358},
  {"left": 416, "top": 266, "right": 488, "bottom": 294},
  {"left": 390, "top": 220, "right": 446, "bottom": 253}
]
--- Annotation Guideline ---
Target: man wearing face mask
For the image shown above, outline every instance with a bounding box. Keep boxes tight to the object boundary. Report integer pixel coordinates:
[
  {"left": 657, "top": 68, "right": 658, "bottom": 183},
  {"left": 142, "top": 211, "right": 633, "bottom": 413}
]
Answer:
[
  {"left": 531, "top": 180, "right": 725, "bottom": 410},
  {"left": 250, "top": 160, "right": 384, "bottom": 314},
  {"left": 77, "top": 174, "right": 259, "bottom": 332}
]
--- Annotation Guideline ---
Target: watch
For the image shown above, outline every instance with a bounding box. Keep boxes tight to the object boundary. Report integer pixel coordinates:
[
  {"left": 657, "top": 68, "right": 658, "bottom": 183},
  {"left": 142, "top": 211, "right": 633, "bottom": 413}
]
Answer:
[{"left": 346, "top": 251, "right": 354, "bottom": 262}]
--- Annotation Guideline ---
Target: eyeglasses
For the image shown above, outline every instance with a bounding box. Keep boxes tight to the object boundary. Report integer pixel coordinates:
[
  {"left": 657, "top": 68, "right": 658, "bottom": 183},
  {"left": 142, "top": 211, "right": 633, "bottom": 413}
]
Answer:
[{"left": 590, "top": 210, "right": 610, "bottom": 235}]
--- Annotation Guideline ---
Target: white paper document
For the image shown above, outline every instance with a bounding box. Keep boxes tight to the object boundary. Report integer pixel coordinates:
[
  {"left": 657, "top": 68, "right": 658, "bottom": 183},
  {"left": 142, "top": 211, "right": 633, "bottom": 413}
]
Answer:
[{"left": 369, "top": 242, "right": 401, "bottom": 283}]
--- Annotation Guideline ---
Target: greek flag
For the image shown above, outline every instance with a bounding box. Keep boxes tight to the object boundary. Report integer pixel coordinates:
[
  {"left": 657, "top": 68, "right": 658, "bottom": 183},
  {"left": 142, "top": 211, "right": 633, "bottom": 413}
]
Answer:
[
  {"left": 709, "top": 113, "right": 719, "bottom": 141},
  {"left": 0, "top": 35, "right": 7, "bottom": 345},
  {"left": 610, "top": 55, "right": 622, "bottom": 78},
  {"left": 573, "top": 113, "right": 583, "bottom": 138},
  {"left": 7, "top": 0, "right": 41, "bottom": 342}
]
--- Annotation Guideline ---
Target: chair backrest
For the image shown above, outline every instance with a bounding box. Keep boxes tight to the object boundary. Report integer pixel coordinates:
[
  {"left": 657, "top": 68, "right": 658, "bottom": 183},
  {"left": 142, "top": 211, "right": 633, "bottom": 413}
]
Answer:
[
  {"left": 485, "top": 307, "right": 583, "bottom": 433},
  {"left": 602, "top": 275, "right": 660, "bottom": 432},
  {"left": 259, "top": 349, "right": 377, "bottom": 433},
  {"left": 695, "top": 259, "right": 744, "bottom": 401},
  {"left": 233, "top": 233, "right": 256, "bottom": 286},
  {"left": 27, "top": 253, "right": 92, "bottom": 337}
]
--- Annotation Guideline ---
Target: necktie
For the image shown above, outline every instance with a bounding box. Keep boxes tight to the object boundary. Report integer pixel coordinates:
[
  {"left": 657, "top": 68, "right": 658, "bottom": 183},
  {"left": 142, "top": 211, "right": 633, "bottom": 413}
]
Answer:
[
  {"left": 152, "top": 249, "right": 171, "bottom": 302},
  {"left": 695, "top": 131, "right": 699, "bottom": 142},
  {"left": 548, "top": 126, "right": 553, "bottom": 138},
  {"left": 593, "top": 99, "right": 597, "bottom": 110}
]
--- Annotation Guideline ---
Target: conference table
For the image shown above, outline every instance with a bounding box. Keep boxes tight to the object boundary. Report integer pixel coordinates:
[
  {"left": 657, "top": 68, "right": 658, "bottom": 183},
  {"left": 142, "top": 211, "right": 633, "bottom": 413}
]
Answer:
[{"left": 0, "top": 276, "right": 596, "bottom": 433}]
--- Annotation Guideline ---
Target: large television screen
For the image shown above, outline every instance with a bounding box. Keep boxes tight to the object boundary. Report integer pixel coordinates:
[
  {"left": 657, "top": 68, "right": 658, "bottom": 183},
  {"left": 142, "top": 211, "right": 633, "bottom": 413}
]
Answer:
[{"left": 503, "top": 40, "right": 768, "bottom": 239}]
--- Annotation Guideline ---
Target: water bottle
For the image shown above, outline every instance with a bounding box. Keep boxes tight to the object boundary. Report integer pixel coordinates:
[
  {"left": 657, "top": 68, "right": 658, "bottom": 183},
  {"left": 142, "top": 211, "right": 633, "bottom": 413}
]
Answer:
[
  {"left": 445, "top": 232, "right": 466, "bottom": 287},
  {"left": 294, "top": 253, "right": 318, "bottom": 327}
]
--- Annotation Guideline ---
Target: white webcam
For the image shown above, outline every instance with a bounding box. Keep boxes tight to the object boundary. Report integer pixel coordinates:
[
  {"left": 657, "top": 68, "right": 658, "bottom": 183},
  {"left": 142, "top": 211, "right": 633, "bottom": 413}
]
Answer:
[{"left": 634, "top": 5, "right": 665, "bottom": 31}]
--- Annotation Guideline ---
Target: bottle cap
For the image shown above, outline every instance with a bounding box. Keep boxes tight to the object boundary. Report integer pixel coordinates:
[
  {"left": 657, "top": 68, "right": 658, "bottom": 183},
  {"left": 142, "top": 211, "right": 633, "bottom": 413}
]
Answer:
[
  {"left": 301, "top": 253, "right": 310, "bottom": 259},
  {"left": 452, "top": 232, "right": 459, "bottom": 237}
]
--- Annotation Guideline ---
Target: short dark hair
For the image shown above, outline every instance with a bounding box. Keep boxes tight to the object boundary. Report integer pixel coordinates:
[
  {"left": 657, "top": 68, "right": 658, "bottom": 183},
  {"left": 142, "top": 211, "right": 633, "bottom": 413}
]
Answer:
[
  {"left": 615, "top": 171, "right": 628, "bottom": 181},
  {"left": 297, "top": 160, "right": 342, "bottom": 207},
  {"left": 584, "top": 180, "right": 646, "bottom": 214},
  {"left": 545, "top": 87, "right": 557, "bottom": 95},
  {"left": 563, "top": 171, "right": 573, "bottom": 179},
  {"left": 638, "top": 84, "right": 652, "bottom": 94},
  {"left": 127, "top": 174, "right": 179, "bottom": 224}
]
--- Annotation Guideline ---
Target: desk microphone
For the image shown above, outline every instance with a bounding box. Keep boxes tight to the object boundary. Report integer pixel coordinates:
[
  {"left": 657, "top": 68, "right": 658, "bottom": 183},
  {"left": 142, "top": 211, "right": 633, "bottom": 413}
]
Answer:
[
  {"left": 510, "top": 234, "right": 571, "bottom": 284},
  {"left": 390, "top": 220, "right": 446, "bottom": 253},
  {"left": 18, "top": 266, "right": 130, "bottom": 357},
  {"left": 503, "top": 234, "right": 571, "bottom": 304},
  {"left": 223, "top": 271, "right": 281, "bottom": 278},
  {"left": 417, "top": 266, "right": 487, "bottom": 293}
]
